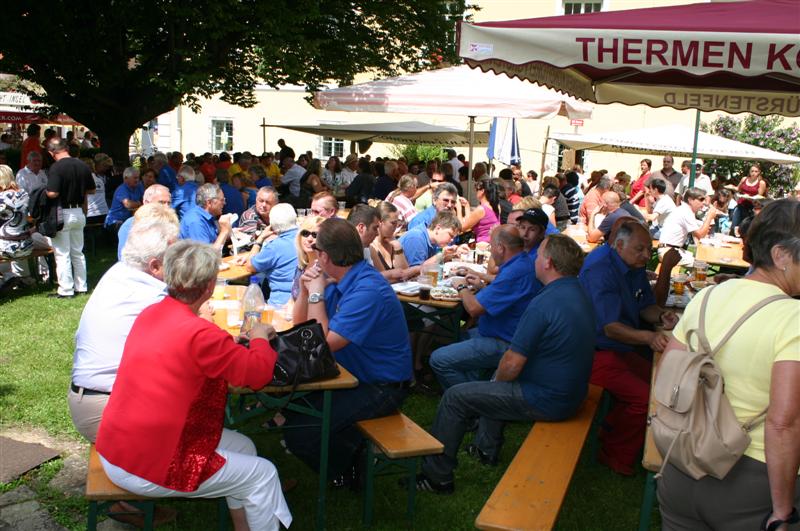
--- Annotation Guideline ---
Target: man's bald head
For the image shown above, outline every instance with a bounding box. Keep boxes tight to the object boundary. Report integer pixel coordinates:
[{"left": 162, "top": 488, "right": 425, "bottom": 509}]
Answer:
[
  {"left": 491, "top": 224, "right": 524, "bottom": 251},
  {"left": 143, "top": 184, "right": 171, "bottom": 205},
  {"left": 602, "top": 191, "right": 621, "bottom": 210}
]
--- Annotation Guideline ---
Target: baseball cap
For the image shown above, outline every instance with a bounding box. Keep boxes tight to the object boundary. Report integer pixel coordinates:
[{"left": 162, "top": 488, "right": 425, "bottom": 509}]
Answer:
[{"left": 518, "top": 208, "right": 549, "bottom": 228}]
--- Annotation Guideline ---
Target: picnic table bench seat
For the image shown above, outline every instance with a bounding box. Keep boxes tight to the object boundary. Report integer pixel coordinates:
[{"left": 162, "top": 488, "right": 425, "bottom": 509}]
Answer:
[
  {"left": 0, "top": 247, "right": 55, "bottom": 286},
  {"left": 475, "top": 384, "right": 604, "bottom": 531},
  {"left": 356, "top": 412, "right": 444, "bottom": 527}
]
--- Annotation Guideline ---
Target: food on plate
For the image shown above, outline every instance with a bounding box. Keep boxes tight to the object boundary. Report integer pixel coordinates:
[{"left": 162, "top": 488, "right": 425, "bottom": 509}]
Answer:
[{"left": 431, "top": 286, "right": 460, "bottom": 301}]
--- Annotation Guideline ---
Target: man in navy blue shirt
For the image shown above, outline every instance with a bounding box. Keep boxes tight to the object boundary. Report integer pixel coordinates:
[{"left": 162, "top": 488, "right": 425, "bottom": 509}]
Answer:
[
  {"left": 217, "top": 171, "right": 245, "bottom": 218},
  {"left": 284, "top": 218, "right": 412, "bottom": 486},
  {"left": 399, "top": 211, "right": 461, "bottom": 267},
  {"left": 179, "top": 183, "right": 233, "bottom": 251},
  {"left": 417, "top": 234, "right": 596, "bottom": 493},
  {"left": 153, "top": 153, "right": 177, "bottom": 192},
  {"left": 579, "top": 220, "right": 677, "bottom": 475},
  {"left": 430, "top": 225, "right": 541, "bottom": 389}
]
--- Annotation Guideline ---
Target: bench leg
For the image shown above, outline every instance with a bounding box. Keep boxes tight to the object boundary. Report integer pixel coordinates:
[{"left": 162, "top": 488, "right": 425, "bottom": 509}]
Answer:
[
  {"left": 142, "top": 501, "right": 155, "bottom": 530},
  {"left": 218, "top": 497, "right": 229, "bottom": 531},
  {"left": 638, "top": 471, "right": 657, "bottom": 531},
  {"left": 363, "top": 441, "right": 376, "bottom": 528},
  {"left": 87, "top": 501, "right": 98, "bottom": 531},
  {"left": 590, "top": 390, "right": 612, "bottom": 463},
  {"left": 405, "top": 457, "right": 419, "bottom": 522}
]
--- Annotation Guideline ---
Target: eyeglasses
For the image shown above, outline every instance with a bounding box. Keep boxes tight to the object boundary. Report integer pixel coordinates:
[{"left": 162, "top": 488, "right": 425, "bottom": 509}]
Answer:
[
  {"left": 431, "top": 179, "right": 445, "bottom": 183},
  {"left": 300, "top": 230, "right": 318, "bottom": 238},
  {"left": 439, "top": 198, "right": 456, "bottom": 204}
]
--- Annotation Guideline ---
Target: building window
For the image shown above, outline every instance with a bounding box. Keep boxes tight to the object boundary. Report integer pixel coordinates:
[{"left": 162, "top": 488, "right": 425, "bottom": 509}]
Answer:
[
  {"left": 211, "top": 119, "right": 233, "bottom": 152},
  {"left": 320, "top": 136, "right": 345, "bottom": 158},
  {"left": 564, "top": 2, "right": 602, "bottom": 14}
]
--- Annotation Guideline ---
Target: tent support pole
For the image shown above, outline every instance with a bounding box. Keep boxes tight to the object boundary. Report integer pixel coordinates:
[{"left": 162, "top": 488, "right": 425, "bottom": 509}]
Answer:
[
  {"left": 468, "top": 116, "right": 476, "bottom": 205},
  {"left": 541, "top": 126, "right": 550, "bottom": 179},
  {"left": 690, "top": 110, "right": 700, "bottom": 188}
]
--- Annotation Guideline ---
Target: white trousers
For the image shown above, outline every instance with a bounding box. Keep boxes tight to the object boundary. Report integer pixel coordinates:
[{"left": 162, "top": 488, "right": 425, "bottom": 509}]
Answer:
[
  {"left": 99, "top": 429, "right": 292, "bottom": 531},
  {"left": 51, "top": 207, "right": 87, "bottom": 295},
  {"left": 9, "top": 233, "right": 51, "bottom": 279}
]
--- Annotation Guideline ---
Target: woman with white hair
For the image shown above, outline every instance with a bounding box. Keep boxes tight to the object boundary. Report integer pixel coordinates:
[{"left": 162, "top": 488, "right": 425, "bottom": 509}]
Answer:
[
  {"left": 95, "top": 240, "right": 291, "bottom": 531},
  {"left": 236, "top": 203, "right": 299, "bottom": 306}
]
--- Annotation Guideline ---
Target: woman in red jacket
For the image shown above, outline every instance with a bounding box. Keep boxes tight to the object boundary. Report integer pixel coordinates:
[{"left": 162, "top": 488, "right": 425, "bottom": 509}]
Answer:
[{"left": 95, "top": 240, "right": 291, "bottom": 531}]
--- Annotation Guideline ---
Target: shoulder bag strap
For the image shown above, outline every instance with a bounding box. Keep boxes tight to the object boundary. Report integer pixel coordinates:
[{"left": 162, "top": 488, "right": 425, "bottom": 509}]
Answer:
[{"left": 709, "top": 293, "right": 792, "bottom": 358}]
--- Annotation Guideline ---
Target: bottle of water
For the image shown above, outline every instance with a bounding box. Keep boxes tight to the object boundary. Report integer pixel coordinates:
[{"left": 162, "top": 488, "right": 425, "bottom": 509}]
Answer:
[
  {"left": 240, "top": 276, "right": 265, "bottom": 337},
  {"left": 436, "top": 250, "right": 444, "bottom": 283}
]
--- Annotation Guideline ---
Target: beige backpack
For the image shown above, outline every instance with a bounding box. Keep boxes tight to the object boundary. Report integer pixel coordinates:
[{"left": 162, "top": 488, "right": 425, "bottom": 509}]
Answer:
[{"left": 650, "top": 286, "right": 789, "bottom": 480}]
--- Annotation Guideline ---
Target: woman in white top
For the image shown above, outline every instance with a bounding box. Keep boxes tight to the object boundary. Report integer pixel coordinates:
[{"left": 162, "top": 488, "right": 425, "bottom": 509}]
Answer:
[
  {"left": 321, "top": 156, "right": 341, "bottom": 188},
  {"left": 86, "top": 154, "right": 110, "bottom": 225}
]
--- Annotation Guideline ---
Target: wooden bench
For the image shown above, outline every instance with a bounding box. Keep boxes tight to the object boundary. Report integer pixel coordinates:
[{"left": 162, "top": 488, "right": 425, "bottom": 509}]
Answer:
[
  {"left": 0, "top": 247, "right": 55, "bottom": 287},
  {"left": 475, "top": 384, "right": 603, "bottom": 531},
  {"left": 84, "top": 222, "right": 106, "bottom": 257},
  {"left": 86, "top": 444, "right": 228, "bottom": 531},
  {"left": 356, "top": 412, "right": 444, "bottom": 527}
]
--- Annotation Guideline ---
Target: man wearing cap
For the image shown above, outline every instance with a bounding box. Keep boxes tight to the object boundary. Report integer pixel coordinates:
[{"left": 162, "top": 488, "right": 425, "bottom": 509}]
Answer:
[
  {"left": 675, "top": 160, "right": 714, "bottom": 200},
  {"left": 340, "top": 154, "right": 359, "bottom": 187},
  {"left": 515, "top": 208, "right": 550, "bottom": 262},
  {"left": 430, "top": 225, "right": 541, "bottom": 390},
  {"left": 105, "top": 167, "right": 144, "bottom": 232}
]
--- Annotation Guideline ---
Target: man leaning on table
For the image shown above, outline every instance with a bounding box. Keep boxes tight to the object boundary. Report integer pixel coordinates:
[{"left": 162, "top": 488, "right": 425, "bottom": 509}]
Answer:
[
  {"left": 658, "top": 187, "right": 717, "bottom": 267},
  {"left": 68, "top": 215, "right": 180, "bottom": 526},
  {"left": 284, "top": 218, "right": 412, "bottom": 488},
  {"left": 429, "top": 225, "right": 540, "bottom": 390},
  {"left": 416, "top": 235, "right": 596, "bottom": 494},
  {"left": 579, "top": 220, "right": 678, "bottom": 476}
]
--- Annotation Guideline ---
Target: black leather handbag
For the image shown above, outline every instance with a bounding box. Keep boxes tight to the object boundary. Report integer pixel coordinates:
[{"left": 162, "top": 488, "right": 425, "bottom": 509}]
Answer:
[{"left": 268, "top": 319, "right": 339, "bottom": 387}]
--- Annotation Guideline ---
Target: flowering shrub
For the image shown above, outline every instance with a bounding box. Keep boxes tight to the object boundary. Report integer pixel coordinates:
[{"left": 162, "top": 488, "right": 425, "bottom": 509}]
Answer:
[{"left": 701, "top": 115, "right": 800, "bottom": 196}]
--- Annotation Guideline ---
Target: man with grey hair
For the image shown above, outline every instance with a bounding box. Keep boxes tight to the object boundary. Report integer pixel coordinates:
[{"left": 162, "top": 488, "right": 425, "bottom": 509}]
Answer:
[
  {"left": 68, "top": 214, "right": 179, "bottom": 526},
  {"left": 116, "top": 184, "right": 172, "bottom": 260},
  {"left": 15, "top": 151, "right": 47, "bottom": 194},
  {"left": 179, "top": 183, "right": 234, "bottom": 251},
  {"left": 171, "top": 165, "right": 199, "bottom": 219},
  {"left": 578, "top": 175, "right": 612, "bottom": 225},
  {"left": 152, "top": 152, "right": 177, "bottom": 192},
  {"left": 105, "top": 167, "right": 143, "bottom": 231},
  {"left": 237, "top": 186, "right": 278, "bottom": 238},
  {"left": 408, "top": 182, "right": 459, "bottom": 231}
]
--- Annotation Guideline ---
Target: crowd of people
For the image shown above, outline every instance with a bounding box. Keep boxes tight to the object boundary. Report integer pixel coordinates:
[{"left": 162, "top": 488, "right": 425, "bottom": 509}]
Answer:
[{"left": 0, "top": 132, "right": 798, "bottom": 530}]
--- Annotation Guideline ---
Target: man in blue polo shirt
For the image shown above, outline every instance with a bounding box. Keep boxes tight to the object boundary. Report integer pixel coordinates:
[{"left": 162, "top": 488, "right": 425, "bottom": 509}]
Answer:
[
  {"left": 416, "top": 235, "right": 596, "bottom": 493},
  {"left": 407, "top": 182, "right": 458, "bottom": 231},
  {"left": 153, "top": 153, "right": 177, "bottom": 192},
  {"left": 105, "top": 167, "right": 144, "bottom": 231},
  {"left": 579, "top": 220, "right": 677, "bottom": 475},
  {"left": 399, "top": 211, "right": 461, "bottom": 266},
  {"left": 430, "top": 225, "right": 540, "bottom": 390},
  {"left": 171, "top": 165, "right": 199, "bottom": 219},
  {"left": 238, "top": 203, "right": 298, "bottom": 307},
  {"left": 284, "top": 218, "right": 412, "bottom": 486},
  {"left": 179, "top": 183, "right": 233, "bottom": 251}
]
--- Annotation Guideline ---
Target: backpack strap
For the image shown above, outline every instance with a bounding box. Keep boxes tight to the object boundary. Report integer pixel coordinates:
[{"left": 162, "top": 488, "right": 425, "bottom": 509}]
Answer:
[
  {"left": 692, "top": 285, "right": 716, "bottom": 353},
  {"left": 708, "top": 293, "right": 791, "bottom": 357}
]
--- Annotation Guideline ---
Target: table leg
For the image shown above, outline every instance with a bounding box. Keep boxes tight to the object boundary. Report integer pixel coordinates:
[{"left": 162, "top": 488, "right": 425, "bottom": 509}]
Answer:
[{"left": 316, "top": 390, "right": 332, "bottom": 530}]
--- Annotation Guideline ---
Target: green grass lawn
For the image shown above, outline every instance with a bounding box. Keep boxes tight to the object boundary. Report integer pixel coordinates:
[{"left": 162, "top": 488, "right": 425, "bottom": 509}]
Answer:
[{"left": 0, "top": 243, "right": 661, "bottom": 530}]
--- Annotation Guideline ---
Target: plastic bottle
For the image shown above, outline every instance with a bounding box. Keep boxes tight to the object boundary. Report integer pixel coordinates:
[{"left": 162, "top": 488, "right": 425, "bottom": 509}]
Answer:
[
  {"left": 240, "top": 276, "right": 265, "bottom": 337},
  {"left": 436, "top": 250, "right": 444, "bottom": 283}
]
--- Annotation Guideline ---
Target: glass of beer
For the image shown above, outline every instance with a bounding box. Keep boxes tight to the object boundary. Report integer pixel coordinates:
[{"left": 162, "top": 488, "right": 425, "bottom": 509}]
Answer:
[
  {"left": 672, "top": 274, "right": 688, "bottom": 296},
  {"left": 694, "top": 261, "right": 708, "bottom": 282},
  {"left": 262, "top": 305, "right": 275, "bottom": 324}
]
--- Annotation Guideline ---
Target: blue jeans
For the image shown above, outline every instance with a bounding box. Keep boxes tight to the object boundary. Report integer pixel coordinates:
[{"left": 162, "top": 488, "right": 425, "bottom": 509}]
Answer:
[
  {"left": 429, "top": 329, "right": 509, "bottom": 390},
  {"left": 282, "top": 383, "right": 408, "bottom": 477},
  {"left": 422, "top": 381, "right": 547, "bottom": 483}
]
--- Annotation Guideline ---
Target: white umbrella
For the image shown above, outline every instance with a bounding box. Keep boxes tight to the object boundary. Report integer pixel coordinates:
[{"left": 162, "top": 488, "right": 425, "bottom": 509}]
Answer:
[
  {"left": 550, "top": 125, "right": 800, "bottom": 165},
  {"left": 269, "top": 121, "right": 489, "bottom": 147},
  {"left": 487, "top": 117, "right": 521, "bottom": 170},
  {"left": 314, "top": 65, "right": 593, "bottom": 199}
]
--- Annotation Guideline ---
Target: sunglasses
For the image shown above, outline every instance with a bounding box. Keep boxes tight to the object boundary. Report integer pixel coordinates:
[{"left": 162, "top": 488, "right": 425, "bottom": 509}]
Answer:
[
  {"left": 431, "top": 178, "right": 445, "bottom": 183},
  {"left": 301, "top": 230, "right": 318, "bottom": 238}
]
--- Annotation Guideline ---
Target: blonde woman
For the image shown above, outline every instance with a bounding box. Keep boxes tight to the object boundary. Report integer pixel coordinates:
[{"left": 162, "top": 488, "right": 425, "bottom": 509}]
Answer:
[{"left": 291, "top": 215, "right": 326, "bottom": 303}]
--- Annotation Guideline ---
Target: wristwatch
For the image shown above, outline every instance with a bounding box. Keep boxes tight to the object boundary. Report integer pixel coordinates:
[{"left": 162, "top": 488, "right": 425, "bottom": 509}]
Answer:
[
  {"left": 308, "top": 292, "right": 325, "bottom": 304},
  {"left": 456, "top": 284, "right": 469, "bottom": 292}
]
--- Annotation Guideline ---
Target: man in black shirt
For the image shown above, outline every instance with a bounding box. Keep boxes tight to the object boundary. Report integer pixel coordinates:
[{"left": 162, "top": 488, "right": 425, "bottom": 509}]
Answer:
[{"left": 46, "top": 138, "right": 96, "bottom": 298}]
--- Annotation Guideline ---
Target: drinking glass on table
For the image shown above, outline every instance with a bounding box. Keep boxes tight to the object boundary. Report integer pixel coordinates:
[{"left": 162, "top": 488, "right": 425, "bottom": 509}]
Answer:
[
  {"left": 226, "top": 301, "right": 242, "bottom": 328},
  {"left": 694, "top": 261, "right": 709, "bottom": 282},
  {"left": 213, "top": 278, "right": 227, "bottom": 300},
  {"left": 672, "top": 274, "right": 688, "bottom": 296}
]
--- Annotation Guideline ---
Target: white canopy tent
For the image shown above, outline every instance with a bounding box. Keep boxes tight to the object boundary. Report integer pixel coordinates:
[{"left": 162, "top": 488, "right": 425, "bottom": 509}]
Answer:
[
  {"left": 549, "top": 125, "right": 800, "bottom": 165},
  {"left": 269, "top": 121, "right": 489, "bottom": 148},
  {"left": 313, "top": 65, "right": 593, "bottom": 199}
]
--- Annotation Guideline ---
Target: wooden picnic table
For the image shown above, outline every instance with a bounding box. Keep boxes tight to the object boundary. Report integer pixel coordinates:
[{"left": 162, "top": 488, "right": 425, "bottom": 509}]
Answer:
[
  {"left": 695, "top": 242, "right": 748, "bottom": 270},
  {"left": 217, "top": 255, "right": 252, "bottom": 282},
  {"left": 213, "top": 284, "right": 358, "bottom": 531}
]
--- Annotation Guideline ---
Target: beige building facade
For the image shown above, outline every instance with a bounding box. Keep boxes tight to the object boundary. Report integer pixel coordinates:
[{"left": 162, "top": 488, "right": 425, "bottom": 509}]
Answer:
[{"left": 145, "top": 0, "right": 793, "bottom": 181}]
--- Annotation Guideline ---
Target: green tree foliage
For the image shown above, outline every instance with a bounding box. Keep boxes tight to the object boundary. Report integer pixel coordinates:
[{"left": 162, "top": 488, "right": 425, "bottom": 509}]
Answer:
[
  {"left": 389, "top": 144, "right": 448, "bottom": 163},
  {"left": 0, "top": 1, "right": 467, "bottom": 161},
  {"left": 701, "top": 115, "right": 800, "bottom": 196}
]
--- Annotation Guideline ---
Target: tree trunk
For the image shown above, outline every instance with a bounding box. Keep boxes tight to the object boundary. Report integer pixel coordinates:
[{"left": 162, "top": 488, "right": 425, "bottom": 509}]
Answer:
[{"left": 92, "top": 123, "right": 137, "bottom": 167}]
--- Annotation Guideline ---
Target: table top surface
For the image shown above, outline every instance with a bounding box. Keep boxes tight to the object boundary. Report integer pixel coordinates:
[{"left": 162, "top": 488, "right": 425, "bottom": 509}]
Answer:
[
  {"left": 695, "top": 242, "right": 748, "bottom": 269},
  {"left": 217, "top": 256, "right": 252, "bottom": 281},
  {"left": 396, "top": 292, "right": 461, "bottom": 309}
]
